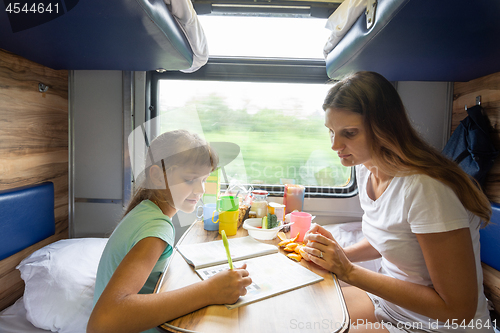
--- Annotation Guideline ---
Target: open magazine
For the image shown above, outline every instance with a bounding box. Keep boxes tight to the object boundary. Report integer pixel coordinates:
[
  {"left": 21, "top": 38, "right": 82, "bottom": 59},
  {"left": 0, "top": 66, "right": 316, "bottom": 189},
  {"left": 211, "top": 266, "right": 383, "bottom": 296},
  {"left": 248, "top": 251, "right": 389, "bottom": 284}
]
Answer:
[{"left": 177, "top": 237, "right": 324, "bottom": 309}]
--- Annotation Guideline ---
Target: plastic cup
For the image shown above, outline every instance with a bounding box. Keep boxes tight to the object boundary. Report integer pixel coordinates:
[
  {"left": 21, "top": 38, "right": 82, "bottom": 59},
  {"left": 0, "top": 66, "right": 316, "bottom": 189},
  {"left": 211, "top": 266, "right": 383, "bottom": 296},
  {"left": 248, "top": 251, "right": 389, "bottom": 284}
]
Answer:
[
  {"left": 217, "top": 195, "right": 239, "bottom": 211},
  {"left": 197, "top": 203, "right": 219, "bottom": 231},
  {"left": 284, "top": 184, "right": 305, "bottom": 214},
  {"left": 214, "top": 210, "right": 239, "bottom": 236},
  {"left": 290, "top": 211, "right": 312, "bottom": 242}
]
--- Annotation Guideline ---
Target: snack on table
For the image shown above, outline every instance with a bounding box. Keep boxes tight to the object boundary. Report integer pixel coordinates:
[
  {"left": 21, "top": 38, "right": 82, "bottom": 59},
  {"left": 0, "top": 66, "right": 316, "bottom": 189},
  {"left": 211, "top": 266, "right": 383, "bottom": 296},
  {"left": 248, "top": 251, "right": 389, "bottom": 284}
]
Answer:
[
  {"left": 261, "top": 213, "right": 279, "bottom": 229},
  {"left": 287, "top": 253, "right": 302, "bottom": 262},
  {"left": 278, "top": 232, "right": 310, "bottom": 262},
  {"left": 268, "top": 213, "right": 279, "bottom": 229},
  {"left": 238, "top": 204, "right": 249, "bottom": 225}
]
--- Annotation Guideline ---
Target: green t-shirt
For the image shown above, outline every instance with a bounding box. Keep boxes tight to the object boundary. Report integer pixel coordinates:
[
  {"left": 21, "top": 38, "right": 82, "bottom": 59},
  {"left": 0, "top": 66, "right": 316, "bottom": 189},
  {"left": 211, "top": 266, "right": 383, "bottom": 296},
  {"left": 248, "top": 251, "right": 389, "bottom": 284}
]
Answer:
[{"left": 93, "top": 200, "right": 175, "bottom": 332}]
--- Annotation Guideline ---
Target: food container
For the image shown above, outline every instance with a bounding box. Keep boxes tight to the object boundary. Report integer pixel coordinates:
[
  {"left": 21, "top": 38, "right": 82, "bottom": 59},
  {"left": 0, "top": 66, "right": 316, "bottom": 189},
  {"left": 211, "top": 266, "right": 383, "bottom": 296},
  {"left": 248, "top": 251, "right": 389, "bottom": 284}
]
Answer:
[
  {"left": 283, "top": 184, "right": 305, "bottom": 214},
  {"left": 249, "top": 190, "right": 268, "bottom": 218},
  {"left": 238, "top": 204, "right": 250, "bottom": 226},
  {"left": 268, "top": 202, "right": 285, "bottom": 221},
  {"left": 243, "top": 218, "right": 283, "bottom": 240}
]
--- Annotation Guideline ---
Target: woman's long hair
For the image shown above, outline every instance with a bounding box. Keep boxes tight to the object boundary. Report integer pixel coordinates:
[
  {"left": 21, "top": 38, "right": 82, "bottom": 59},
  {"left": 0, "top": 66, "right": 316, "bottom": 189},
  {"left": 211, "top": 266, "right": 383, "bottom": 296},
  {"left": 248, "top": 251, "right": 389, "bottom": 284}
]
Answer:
[
  {"left": 124, "top": 129, "right": 218, "bottom": 217},
  {"left": 323, "top": 71, "right": 491, "bottom": 224}
]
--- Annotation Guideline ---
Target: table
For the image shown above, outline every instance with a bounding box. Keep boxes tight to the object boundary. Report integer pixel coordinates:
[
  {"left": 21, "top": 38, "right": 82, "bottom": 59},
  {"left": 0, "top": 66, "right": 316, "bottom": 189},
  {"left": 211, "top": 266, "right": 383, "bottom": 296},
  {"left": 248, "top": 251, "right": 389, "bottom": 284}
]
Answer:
[{"left": 155, "top": 220, "right": 350, "bottom": 333}]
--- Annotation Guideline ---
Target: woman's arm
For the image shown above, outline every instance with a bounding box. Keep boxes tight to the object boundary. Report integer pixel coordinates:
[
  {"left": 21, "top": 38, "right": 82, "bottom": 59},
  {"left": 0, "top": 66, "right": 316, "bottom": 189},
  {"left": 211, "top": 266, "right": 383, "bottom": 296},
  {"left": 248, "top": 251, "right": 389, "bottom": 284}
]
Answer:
[
  {"left": 87, "top": 237, "right": 251, "bottom": 333},
  {"left": 304, "top": 227, "right": 478, "bottom": 323}
]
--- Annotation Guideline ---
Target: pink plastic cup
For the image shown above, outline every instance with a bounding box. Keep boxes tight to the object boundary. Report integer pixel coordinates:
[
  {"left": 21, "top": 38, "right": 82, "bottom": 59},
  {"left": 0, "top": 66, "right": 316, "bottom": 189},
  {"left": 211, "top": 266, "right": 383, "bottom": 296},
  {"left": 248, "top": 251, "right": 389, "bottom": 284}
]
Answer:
[{"left": 290, "top": 212, "right": 312, "bottom": 242}]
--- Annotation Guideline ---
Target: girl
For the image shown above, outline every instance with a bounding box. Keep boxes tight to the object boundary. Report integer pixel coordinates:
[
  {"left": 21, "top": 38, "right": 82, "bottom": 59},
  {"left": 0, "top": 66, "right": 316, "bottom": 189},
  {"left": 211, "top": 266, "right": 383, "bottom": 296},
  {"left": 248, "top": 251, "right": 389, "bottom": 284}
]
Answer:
[
  {"left": 88, "top": 130, "right": 251, "bottom": 333},
  {"left": 303, "top": 72, "right": 493, "bottom": 332}
]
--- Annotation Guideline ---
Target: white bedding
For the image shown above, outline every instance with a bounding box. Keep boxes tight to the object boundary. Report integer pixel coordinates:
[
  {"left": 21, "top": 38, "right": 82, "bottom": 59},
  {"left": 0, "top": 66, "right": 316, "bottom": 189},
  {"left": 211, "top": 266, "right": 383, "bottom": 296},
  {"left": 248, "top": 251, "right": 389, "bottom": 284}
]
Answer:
[
  {"left": 0, "top": 298, "right": 49, "bottom": 333},
  {"left": 323, "top": 0, "right": 367, "bottom": 58},
  {"left": 321, "top": 222, "right": 381, "bottom": 274},
  {"left": 165, "top": 0, "right": 209, "bottom": 73},
  {"left": 0, "top": 238, "right": 107, "bottom": 333}
]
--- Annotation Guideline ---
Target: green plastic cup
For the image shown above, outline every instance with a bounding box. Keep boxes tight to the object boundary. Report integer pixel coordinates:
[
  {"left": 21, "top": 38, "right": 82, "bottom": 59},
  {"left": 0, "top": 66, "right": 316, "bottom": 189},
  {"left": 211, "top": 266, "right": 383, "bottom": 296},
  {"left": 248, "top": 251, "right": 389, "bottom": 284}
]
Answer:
[{"left": 217, "top": 195, "right": 239, "bottom": 211}]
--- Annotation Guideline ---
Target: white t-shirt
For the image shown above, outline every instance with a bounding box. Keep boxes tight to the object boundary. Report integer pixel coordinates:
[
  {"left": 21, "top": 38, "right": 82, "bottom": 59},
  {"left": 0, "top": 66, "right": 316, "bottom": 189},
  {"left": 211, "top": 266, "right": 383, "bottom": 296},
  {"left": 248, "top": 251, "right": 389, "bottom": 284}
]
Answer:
[{"left": 356, "top": 165, "right": 492, "bottom": 331}]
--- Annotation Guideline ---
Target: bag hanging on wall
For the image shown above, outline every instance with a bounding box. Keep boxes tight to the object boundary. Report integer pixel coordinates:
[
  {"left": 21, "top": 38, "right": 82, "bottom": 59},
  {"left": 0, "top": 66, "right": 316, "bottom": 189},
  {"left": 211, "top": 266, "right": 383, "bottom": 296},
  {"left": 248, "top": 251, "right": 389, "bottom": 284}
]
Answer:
[{"left": 442, "top": 105, "right": 498, "bottom": 187}]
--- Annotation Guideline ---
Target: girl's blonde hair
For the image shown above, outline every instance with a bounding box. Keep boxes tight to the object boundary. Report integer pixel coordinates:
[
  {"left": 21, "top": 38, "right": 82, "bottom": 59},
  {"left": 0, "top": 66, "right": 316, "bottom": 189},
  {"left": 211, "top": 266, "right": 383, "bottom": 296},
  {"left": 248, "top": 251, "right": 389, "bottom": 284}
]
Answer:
[
  {"left": 323, "top": 71, "right": 491, "bottom": 224},
  {"left": 124, "top": 129, "right": 218, "bottom": 216}
]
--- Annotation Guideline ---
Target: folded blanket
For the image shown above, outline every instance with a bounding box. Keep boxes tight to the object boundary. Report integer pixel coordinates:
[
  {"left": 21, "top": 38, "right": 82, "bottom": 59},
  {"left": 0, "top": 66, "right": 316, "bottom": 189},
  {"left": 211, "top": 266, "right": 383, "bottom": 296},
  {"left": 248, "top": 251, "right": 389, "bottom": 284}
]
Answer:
[
  {"left": 323, "top": 0, "right": 367, "bottom": 58},
  {"left": 164, "top": 0, "right": 209, "bottom": 73}
]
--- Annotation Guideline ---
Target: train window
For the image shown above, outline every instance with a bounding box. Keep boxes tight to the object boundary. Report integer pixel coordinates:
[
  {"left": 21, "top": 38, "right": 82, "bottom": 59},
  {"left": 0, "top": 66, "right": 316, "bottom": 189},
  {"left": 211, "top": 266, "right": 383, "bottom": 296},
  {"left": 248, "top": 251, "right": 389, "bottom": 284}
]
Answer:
[
  {"left": 198, "top": 15, "right": 330, "bottom": 59},
  {"left": 148, "top": 15, "right": 356, "bottom": 197}
]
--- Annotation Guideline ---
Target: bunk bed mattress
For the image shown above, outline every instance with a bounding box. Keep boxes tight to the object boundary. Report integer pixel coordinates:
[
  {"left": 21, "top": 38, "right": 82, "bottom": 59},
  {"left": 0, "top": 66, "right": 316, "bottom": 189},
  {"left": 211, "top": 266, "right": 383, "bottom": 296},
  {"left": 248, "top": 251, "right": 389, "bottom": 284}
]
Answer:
[
  {"left": 325, "top": 0, "right": 500, "bottom": 82},
  {"left": 0, "top": 0, "right": 207, "bottom": 71}
]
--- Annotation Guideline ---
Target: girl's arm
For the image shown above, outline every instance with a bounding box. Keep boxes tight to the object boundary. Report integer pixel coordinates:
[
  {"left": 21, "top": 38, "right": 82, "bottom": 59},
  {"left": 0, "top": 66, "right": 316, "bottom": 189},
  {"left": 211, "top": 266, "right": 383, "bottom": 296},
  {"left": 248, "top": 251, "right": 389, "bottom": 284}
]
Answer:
[
  {"left": 304, "top": 227, "right": 478, "bottom": 322},
  {"left": 87, "top": 237, "right": 252, "bottom": 333}
]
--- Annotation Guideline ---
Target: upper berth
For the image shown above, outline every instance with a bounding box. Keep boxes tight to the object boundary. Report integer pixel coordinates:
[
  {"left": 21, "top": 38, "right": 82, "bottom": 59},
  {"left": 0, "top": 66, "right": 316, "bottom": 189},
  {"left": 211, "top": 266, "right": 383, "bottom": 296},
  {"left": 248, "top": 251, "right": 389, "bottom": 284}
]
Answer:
[
  {"left": 0, "top": 0, "right": 208, "bottom": 72},
  {"left": 324, "top": 0, "right": 500, "bottom": 82}
]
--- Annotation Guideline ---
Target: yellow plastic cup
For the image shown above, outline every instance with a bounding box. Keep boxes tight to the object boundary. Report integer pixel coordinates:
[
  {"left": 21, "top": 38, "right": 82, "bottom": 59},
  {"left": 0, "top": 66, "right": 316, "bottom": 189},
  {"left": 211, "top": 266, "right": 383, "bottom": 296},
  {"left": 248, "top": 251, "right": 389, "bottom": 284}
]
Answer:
[{"left": 214, "top": 210, "right": 239, "bottom": 236}]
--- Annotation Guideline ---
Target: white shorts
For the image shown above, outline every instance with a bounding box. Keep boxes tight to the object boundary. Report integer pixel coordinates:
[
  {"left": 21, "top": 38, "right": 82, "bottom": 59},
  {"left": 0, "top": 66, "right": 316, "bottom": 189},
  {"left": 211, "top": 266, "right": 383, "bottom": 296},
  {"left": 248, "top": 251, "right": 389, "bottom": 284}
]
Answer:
[
  {"left": 366, "top": 292, "right": 432, "bottom": 333},
  {"left": 366, "top": 293, "right": 494, "bottom": 333}
]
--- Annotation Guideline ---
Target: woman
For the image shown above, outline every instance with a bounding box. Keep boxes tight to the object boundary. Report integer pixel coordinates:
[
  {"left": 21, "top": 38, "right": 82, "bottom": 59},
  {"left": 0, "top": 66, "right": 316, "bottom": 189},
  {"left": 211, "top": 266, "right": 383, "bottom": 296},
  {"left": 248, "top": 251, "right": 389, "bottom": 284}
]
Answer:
[
  {"left": 88, "top": 130, "right": 252, "bottom": 333},
  {"left": 303, "top": 72, "right": 493, "bottom": 332}
]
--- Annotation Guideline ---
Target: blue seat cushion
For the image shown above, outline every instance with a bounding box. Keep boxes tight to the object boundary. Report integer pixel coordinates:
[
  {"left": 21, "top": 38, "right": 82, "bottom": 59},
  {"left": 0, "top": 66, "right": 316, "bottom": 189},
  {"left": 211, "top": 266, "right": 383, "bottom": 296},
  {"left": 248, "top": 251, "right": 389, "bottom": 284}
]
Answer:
[
  {"left": 480, "top": 202, "right": 500, "bottom": 271},
  {"left": 0, "top": 182, "right": 55, "bottom": 260}
]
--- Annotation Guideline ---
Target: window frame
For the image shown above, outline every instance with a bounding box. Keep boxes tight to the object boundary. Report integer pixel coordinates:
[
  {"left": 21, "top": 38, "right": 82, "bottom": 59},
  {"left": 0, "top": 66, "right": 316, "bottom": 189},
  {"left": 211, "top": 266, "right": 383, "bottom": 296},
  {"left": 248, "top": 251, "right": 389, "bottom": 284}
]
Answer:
[{"left": 147, "top": 57, "right": 358, "bottom": 198}]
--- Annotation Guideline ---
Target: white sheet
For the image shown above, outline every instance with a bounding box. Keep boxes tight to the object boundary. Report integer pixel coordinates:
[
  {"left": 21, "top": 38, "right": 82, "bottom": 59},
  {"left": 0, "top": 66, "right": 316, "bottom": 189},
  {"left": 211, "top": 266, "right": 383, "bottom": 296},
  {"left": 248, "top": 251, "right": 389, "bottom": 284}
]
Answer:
[
  {"left": 164, "top": 0, "right": 209, "bottom": 73},
  {"left": 322, "top": 222, "right": 381, "bottom": 273},
  {"left": 323, "top": 0, "right": 367, "bottom": 58},
  {"left": 0, "top": 298, "right": 49, "bottom": 333}
]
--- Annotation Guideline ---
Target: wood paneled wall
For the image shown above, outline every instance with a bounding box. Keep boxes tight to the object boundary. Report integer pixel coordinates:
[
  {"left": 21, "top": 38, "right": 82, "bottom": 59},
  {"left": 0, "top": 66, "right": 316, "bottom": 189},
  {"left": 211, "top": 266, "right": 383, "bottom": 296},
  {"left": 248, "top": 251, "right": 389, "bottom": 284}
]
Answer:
[
  {"left": 452, "top": 71, "right": 500, "bottom": 203},
  {"left": 0, "top": 49, "right": 68, "bottom": 310},
  {"left": 452, "top": 71, "right": 500, "bottom": 319}
]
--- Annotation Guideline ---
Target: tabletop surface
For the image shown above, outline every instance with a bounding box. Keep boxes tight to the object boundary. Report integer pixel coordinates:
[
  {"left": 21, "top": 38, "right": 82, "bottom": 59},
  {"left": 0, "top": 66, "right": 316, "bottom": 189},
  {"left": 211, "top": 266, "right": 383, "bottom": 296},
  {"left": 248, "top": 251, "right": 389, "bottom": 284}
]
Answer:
[{"left": 155, "top": 220, "right": 350, "bottom": 333}]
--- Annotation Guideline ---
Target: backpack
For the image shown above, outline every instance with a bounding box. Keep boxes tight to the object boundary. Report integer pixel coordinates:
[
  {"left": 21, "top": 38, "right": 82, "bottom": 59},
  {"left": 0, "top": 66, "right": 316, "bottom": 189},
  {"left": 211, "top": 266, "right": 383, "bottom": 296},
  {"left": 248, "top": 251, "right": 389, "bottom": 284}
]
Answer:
[{"left": 442, "top": 105, "right": 498, "bottom": 187}]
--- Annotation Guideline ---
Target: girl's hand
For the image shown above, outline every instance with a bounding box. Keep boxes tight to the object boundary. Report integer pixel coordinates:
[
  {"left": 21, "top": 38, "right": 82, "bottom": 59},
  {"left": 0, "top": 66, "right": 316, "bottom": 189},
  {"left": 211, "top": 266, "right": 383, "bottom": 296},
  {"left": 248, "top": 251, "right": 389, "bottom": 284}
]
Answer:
[
  {"left": 206, "top": 264, "right": 252, "bottom": 304},
  {"left": 303, "top": 231, "right": 354, "bottom": 280}
]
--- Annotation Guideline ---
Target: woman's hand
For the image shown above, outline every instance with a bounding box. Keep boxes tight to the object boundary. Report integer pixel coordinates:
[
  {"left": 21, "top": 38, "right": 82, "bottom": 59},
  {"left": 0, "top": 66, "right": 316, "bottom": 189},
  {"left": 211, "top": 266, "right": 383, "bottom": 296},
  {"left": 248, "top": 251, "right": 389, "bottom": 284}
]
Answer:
[
  {"left": 206, "top": 264, "right": 252, "bottom": 304},
  {"left": 303, "top": 224, "right": 354, "bottom": 280},
  {"left": 304, "top": 223, "right": 334, "bottom": 242},
  {"left": 301, "top": 224, "right": 333, "bottom": 261}
]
